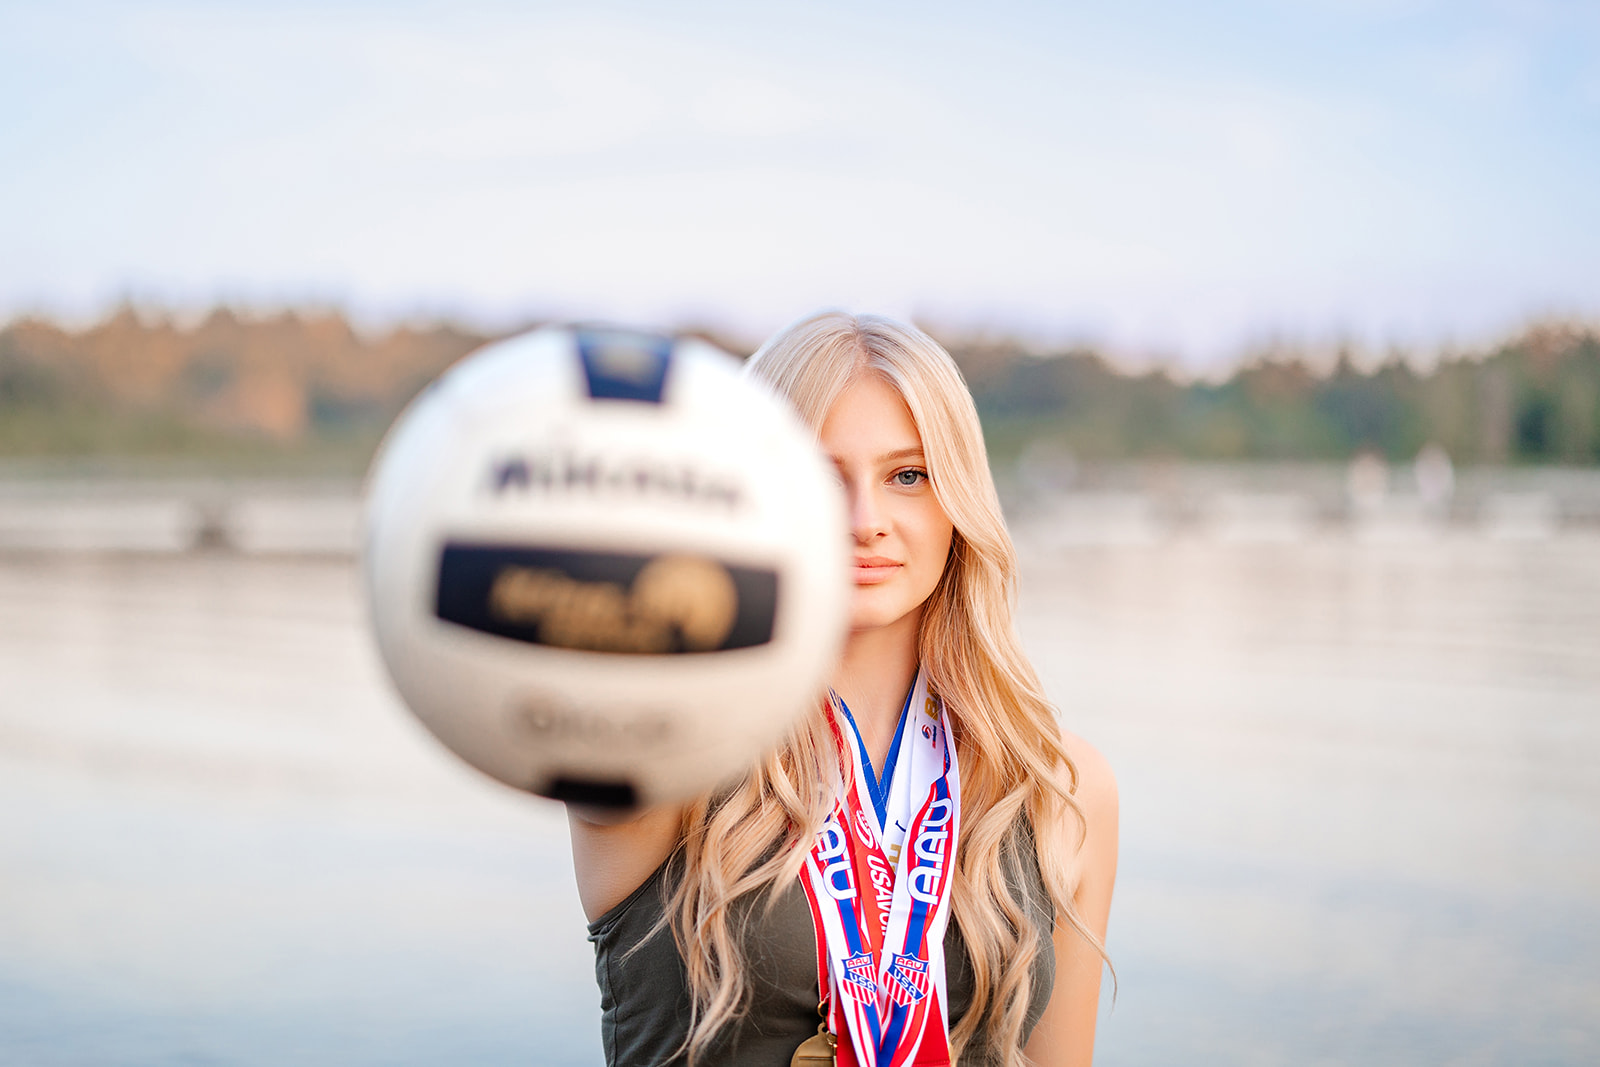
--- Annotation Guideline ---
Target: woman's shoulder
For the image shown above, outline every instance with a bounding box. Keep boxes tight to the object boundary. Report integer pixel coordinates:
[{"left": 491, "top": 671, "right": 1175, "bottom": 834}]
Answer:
[{"left": 1057, "top": 728, "right": 1117, "bottom": 818}]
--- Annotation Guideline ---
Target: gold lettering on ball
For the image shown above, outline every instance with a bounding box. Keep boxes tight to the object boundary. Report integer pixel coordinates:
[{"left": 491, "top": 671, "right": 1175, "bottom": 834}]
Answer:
[
  {"left": 488, "top": 554, "right": 738, "bottom": 653},
  {"left": 631, "top": 555, "right": 738, "bottom": 650}
]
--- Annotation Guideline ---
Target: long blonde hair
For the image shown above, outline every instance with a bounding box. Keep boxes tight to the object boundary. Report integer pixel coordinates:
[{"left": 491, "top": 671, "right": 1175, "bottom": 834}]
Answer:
[{"left": 666, "top": 311, "right": 1097, "bottom": 1065}]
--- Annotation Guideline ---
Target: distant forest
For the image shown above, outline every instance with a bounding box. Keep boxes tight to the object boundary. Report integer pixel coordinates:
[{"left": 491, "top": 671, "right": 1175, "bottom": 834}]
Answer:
[{"left": 1, "top": 307, "right": 1597, "bottom": 471}]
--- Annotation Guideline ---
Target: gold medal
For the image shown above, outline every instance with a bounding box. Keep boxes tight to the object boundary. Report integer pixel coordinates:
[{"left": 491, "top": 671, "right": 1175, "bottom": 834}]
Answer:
[{"left": 790, "top": 1021, "right": 837, "bottom": 1066}]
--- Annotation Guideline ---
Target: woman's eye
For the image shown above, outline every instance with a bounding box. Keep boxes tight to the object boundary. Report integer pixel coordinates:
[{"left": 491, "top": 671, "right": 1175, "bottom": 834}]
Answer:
[{"left": 893, "top": 469, "right": 928, "bottom": 487}]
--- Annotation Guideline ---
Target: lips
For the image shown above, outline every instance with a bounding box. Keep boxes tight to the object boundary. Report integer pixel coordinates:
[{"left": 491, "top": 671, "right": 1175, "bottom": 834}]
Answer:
[{"left": 853, "top": 555, "right": 901, "bottom": 585}]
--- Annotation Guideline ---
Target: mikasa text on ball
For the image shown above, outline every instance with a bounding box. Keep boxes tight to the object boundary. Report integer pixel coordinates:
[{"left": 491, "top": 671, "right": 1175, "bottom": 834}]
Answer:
[{"left": 364, "top": 327, "right": 848, "bottom": 808}]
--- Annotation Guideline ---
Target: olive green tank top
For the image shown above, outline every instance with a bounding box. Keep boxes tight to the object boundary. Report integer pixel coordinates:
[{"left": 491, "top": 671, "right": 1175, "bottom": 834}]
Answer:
[{"left": 587, "top": 823, "right": 1055, "bottom": 1067}]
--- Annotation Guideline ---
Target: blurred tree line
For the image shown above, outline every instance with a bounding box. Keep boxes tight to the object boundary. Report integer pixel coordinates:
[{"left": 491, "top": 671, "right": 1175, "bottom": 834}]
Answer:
[
  {"left": 0, "top": 307, "right": 482, "bottom": 470},
  {"left": 952, "top": 323, "right": 1600, "bottom": 466},
  {"left": 1, "top": 306, "right": 1597, "bottom": 470}
]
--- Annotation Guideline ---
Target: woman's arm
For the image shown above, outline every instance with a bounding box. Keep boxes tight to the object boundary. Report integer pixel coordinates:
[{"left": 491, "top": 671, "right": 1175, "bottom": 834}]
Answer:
[
  {"left": 567, "top": 802, "right": 686, "bottom": 922},
  {"left": 1022, "top": 731, "right": 1119, "bottom": 1066}
]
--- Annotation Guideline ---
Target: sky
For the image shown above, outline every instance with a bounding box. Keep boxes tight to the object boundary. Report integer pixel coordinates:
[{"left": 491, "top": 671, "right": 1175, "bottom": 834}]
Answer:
[{"left": 2, "top": 0, "right": 1598, "bottom": 369}]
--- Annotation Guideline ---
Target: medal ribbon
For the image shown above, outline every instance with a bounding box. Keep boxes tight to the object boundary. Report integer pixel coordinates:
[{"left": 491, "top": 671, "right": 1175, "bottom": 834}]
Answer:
[{"left": 799, "top": 670, "right": 960, "bottom": 1067}]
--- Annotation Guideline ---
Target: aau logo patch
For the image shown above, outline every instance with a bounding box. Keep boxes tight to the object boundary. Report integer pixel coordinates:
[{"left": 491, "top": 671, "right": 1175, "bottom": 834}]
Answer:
[
  {"left": 886, "top": 953, "right": 929, "bottom": 1004},
  {"left": 841, "top": 952, "right": 878, "bottom": 1001}
]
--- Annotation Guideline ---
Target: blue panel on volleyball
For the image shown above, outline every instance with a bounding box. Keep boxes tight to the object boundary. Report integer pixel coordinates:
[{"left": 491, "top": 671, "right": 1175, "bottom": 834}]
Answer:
[{"left": 575, "top": 329, "right": 674, "bottom": 403}]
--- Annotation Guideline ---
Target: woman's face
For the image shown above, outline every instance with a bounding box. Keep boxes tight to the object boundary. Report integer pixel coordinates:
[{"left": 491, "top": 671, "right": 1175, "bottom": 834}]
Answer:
[{"left": 818, "top": 373, "right": 955, "bottom": 637}]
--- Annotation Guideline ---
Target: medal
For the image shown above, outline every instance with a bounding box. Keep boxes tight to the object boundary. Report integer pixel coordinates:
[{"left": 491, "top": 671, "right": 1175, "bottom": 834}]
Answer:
[
  {"left": 791, "top": 1023, "right": 837, "bottom": 1066},
  {"left": 792, "top": 996, "right": 837, "bottom": 1067}
]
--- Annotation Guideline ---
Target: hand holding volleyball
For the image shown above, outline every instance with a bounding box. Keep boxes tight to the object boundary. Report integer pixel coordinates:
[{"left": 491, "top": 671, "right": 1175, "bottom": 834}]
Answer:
[{"left": 362, "top": 326, "right": 849, "bottom": 808}]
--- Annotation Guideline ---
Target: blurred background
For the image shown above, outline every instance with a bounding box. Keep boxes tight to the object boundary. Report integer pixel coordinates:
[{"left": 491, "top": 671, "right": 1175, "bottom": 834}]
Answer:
[{"left": 2, "top": 1, "right": 1598, "bottom": 1064}]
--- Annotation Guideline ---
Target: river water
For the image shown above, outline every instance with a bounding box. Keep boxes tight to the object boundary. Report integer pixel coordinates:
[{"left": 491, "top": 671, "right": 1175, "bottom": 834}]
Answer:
[{"left": 1, "top": 529, "right": 1596, "bottom": 1065}]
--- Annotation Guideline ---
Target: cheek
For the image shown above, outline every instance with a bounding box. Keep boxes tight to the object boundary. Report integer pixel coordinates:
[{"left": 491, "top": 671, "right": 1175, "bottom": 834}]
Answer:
[{"left": 916, "top": 508, "right": 956, "bottom": 576}]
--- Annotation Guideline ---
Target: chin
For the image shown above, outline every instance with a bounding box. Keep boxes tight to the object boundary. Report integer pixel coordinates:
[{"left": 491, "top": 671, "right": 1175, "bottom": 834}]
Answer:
[{"left": 847, "top": 593, "right": 922, "bottom": 636}]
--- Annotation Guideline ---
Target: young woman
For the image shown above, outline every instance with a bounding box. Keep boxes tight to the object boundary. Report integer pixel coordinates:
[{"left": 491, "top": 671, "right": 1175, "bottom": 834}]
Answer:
[{"left": 570, "top": 312, "right": 1118, "bottom": 1067}]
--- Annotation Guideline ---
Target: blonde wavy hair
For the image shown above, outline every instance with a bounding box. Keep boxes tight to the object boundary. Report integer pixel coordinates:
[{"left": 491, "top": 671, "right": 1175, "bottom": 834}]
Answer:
[{"left": 665, "top": 311, "right": 1097, "bottom": 1065}]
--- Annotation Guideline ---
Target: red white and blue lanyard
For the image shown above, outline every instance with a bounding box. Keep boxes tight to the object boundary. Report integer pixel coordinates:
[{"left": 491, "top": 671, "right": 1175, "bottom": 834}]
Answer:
[{"left": 800, "top": 669, "right": 961, "bottom": 1067}]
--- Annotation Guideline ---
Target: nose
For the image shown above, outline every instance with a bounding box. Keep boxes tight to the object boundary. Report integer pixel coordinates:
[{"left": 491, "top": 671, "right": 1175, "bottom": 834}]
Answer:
[{"left": 847, "top": 480, "right": 888, "bottom": 544}]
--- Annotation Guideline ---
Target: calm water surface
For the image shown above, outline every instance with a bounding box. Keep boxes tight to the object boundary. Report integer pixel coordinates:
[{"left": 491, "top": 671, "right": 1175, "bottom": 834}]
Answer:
[{"left": 1, "top": 532, "right": 1596, "bottom": 1065}]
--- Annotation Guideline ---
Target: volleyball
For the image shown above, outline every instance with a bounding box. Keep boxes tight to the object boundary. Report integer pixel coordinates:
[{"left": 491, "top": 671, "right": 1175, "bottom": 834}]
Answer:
[{"left": 363, "top": 326, "right": 849, "bottom": 808}]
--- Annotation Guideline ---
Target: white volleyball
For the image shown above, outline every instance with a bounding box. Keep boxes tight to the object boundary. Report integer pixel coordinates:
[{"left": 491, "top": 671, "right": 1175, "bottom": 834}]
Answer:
[{"left": 362, "top": 326, "right": 848, "bottom": 809}]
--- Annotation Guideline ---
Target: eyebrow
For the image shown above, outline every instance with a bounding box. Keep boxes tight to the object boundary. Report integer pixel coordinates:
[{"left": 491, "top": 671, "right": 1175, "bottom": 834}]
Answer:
[{"left": 826, "top": 447, "right": 927, "bottom": 469}]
